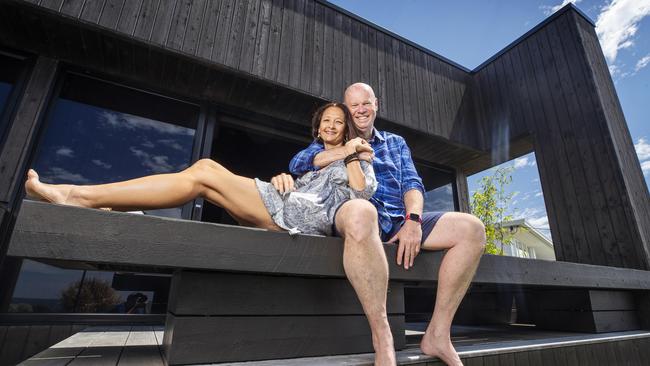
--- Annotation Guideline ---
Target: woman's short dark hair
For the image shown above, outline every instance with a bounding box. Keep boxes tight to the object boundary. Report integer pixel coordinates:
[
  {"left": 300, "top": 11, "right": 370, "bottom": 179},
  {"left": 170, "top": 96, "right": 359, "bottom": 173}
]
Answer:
[{"left": 311, "top": 102, "right": 362, "bottom": 143}]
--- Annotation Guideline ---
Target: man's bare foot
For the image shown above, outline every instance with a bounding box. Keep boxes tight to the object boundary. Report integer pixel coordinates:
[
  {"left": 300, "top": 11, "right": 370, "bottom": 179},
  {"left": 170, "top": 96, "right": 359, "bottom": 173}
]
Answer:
[
  {"left": 372, "top": 329, "right": 396, "bottom": 366},
  {"left": 420, "top": 332, "right": 463, "bottom": 366},
  {"left": 374, "top": 345, "right": 396, "bottom": 366},
  {"left": 25, "top": 169, "right": 77, "bottom": 206}
]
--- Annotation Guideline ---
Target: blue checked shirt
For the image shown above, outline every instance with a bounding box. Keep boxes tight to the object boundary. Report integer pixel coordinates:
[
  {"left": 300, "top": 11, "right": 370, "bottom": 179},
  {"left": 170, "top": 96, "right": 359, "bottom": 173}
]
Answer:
[{"left": 289, "top": 129, "right": 425, "bottom": 236}]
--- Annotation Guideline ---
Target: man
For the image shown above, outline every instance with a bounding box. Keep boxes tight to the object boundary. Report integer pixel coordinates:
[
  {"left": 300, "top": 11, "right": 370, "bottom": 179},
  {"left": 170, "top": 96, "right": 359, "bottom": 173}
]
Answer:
[{"left": 272, "top": 83, "right": 485, "bottom": 366}]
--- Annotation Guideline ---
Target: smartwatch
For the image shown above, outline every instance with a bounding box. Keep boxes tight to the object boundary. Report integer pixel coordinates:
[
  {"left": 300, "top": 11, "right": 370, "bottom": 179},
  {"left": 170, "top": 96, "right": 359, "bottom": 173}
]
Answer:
[{"left": 406, "top": 213, "right": 422, "bottom": 224}]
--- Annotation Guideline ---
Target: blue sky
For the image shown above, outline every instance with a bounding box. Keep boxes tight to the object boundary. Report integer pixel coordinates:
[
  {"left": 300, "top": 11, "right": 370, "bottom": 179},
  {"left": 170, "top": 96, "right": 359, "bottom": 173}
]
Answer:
[{"left": 330, "top": 0, "right": 650, "bottom": 239}]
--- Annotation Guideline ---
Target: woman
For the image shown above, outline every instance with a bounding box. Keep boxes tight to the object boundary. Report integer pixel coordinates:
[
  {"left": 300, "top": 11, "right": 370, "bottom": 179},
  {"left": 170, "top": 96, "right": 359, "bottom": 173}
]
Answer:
[{"left": 25, "top": 103, "right": 376, "bottom": 236}]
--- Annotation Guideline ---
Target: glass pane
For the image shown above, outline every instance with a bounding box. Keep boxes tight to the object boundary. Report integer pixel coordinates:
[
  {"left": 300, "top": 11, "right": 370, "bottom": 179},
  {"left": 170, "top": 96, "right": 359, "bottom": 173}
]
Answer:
[
  {"left": 416, "top": 163, "right": 457, "bottom": 212},
  {"left": 31, "top": 73, "right": 199, "bottom": 218},
  {"left": 423, "top": 183, "right": 455, "bottom": 212},
  {"left": 9, "top": 260, "right": 83, "bottom": 313},
  {"left": 9, "top": 260, "right": 171, "bottom": 314},
  {"left": 10, "top": 73, "right": 199, "bottom": 314}
]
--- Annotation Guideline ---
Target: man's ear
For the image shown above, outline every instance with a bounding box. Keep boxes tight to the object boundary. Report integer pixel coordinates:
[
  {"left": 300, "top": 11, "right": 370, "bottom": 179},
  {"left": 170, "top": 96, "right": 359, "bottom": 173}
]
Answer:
[{"left": 374, "top": 98, "right": 379, "bottom": 111}]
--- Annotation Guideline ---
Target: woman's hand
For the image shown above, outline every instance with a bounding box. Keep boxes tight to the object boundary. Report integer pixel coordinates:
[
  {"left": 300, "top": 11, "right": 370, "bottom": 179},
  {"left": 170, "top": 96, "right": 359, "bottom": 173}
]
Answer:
[
  {"left": 345, "top": 137, "right": 373, "bottom": 155},
  {"left": 270, "top": 173, "right": 295, "bottom": 193}
]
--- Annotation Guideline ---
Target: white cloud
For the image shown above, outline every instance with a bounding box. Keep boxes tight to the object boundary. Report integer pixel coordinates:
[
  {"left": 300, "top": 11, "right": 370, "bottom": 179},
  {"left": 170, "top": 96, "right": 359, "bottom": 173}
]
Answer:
[
  {"left": 596, "top": 0, "right": 650, "bottom": 64},
  {"left": 535, "top": 191, "right": 543, "bottom": 197},
  {"left": 42, "top": 167, "right": 89, "bottom": 184},
  {"left": 100, "top": 111, "right": 194, "bottom": 136},
  {"left": 157, "top": 139, "right": 186, "bottom": 152},
  {"left": 55, "top": 147, "right": 74, "bottom": 158},
  {"left": 636, "top": 137, "right": 650, "bottom": 161},
  {"left": 91, "top": 159, "right": 112, "bottom": 170},
  {"left": 528, "top": 215, "right": 550, "bottom": 229},
  {"left": 642, "top": 160, "right": 650, "bottom": 175},
  {"left": 513, "top": 156, "right": 537, "bottom": 169},
  {"left": 512, "top": 207, "right": 544, "bottom": 220},
  {"left": 635, "top": 54, "right": 650, "bottom": 71},
  {"left": 542, "top": 0, "right": 581, "bottom": 15},
  {"left": 129, "top": 146, "right": 174, "bottom": 173}
]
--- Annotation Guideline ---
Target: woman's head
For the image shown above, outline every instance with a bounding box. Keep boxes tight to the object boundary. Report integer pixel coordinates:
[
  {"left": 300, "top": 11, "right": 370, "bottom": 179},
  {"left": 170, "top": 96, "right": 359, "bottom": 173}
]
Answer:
[{"left": 311, "top": 103, "right": 361, "bottom": 147}]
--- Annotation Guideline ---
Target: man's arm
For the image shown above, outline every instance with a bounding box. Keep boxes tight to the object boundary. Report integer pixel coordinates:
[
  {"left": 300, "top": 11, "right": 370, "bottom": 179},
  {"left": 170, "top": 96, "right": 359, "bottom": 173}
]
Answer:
[
  {"left": 289, "top": 142, "right": 325, "bottom": 175},
  {"left": 386, "top": 136, "right": 425, "bottom": 270}
]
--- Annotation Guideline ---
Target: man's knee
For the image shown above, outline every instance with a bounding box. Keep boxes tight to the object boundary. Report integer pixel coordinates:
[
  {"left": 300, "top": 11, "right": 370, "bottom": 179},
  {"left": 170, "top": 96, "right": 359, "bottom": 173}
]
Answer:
[
  {"left": 458, "top": 213, "right": 486, "bottom": 251},
  {"left": 336, "top": 200, "right": 378, "bottom": 241}
]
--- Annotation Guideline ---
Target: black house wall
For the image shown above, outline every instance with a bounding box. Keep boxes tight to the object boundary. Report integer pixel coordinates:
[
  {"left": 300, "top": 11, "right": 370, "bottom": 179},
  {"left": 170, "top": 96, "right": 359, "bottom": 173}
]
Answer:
[
  {"left": 472, "top": 10, "right": 650, "bottom": 269},
  {"left": 0, "top": 0, "right": 648, "bottom": 269}
]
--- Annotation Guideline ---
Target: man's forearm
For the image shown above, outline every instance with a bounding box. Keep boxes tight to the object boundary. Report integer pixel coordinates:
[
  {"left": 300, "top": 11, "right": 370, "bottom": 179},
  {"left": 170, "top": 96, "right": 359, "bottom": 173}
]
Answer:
[
  {"left": 404, "top": 189, "right": 424, "bottom": 216},
  {"left": 313, "top": 146, "right": 350, "bottom": 169}
]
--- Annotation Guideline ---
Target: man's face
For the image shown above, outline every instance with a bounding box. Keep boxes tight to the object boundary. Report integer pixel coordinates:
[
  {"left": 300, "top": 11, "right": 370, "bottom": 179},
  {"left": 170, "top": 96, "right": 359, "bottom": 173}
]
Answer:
[{"left": 344, "top": 87, "right": 377, "bottom": 136}]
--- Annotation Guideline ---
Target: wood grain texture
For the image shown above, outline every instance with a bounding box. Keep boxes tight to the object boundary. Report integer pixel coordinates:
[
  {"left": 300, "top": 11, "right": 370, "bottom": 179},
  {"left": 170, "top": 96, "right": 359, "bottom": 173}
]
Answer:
[
  {"left": 9, "top": 201, "right": 650, "bottom": 289},
  {"left": 0, "top": 57, "right": 58, "bottom": 203},
  {"left": 163, "top": 314, "right": 405, "bottom": 364},
  {"left": 167, "top": 271, "right": 404, "bottom": 315}
]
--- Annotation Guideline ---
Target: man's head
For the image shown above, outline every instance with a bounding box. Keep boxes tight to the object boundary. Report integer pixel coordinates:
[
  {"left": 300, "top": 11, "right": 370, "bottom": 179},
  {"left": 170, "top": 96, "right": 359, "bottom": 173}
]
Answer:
[{"left": 343, "top": 83, "right": 378, "bottom": 139}]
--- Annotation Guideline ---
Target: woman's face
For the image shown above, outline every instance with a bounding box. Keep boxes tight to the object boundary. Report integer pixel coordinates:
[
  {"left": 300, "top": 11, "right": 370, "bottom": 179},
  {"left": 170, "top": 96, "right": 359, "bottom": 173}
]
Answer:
[{"left": 319, "top": 106, "right": 347, "bottom": 147}]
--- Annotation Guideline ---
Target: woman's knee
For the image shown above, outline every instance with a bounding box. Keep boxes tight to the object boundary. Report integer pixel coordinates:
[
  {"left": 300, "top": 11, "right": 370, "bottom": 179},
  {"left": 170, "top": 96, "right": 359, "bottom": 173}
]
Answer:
[
  {"left": 184, "top": 159, "right": 225, "bottom": 193},
  {"left": 190, "top": 158, "right": 223, "bottom": 171}
]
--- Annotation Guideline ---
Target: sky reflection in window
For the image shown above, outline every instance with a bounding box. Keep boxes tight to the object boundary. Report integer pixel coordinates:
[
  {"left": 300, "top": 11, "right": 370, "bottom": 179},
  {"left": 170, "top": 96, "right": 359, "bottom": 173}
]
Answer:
[{"left": 32, "top": 76, "right": 197, "bottom": 219}]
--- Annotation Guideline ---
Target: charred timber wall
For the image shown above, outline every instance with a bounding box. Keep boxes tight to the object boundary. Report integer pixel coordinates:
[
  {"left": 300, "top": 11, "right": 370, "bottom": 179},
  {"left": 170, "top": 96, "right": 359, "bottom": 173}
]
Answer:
[
  {"left": 472, "top": 10, "right": 650, "bottom": 269},
  {"left": 0, "top": 1, "right": 648, "bottom": 269}
]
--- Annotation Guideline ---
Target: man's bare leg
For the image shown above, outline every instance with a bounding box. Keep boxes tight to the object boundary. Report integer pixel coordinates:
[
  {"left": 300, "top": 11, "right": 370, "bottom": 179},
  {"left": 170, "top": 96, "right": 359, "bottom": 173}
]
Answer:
[
  {"left": 25, "top": 159, "right": 281, "bottom": 230},
  {"left": 419, "top": 212, "right": 486, "bottom": 366},
  {"left": 335, "top": 200, "right": 396, "bottom": 366}
]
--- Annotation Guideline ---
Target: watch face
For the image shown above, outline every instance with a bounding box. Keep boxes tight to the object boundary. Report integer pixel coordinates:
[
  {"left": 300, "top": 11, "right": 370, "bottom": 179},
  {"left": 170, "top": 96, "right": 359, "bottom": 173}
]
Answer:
[{"left": 408, "top": 213, "right": 420, "bottom": 221}]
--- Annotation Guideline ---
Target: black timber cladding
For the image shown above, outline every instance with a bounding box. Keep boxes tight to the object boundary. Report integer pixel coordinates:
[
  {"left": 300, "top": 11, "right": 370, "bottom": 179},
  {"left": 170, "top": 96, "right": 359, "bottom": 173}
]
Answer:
[
  {"left": 0, "top": 1, "right": 648, "bottom": 270},
  {"left": 471, "top": 9, "right": 650, "bottom": 269},
  {"left": 11, "top": 0, "right": 478, "bottom": 150}
]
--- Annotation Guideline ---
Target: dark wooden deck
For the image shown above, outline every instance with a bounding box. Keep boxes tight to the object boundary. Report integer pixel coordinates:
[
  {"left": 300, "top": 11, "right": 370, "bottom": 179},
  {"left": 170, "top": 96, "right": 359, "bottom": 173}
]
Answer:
[{"left": 20, "top": 324, "right": 650, "bottom": 365}]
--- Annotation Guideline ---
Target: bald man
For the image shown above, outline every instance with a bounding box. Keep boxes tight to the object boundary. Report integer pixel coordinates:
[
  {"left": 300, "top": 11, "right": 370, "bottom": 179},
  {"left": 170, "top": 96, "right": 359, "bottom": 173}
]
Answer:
[{"left": 274, "top": 83, "right": 485, "bottom": 366}]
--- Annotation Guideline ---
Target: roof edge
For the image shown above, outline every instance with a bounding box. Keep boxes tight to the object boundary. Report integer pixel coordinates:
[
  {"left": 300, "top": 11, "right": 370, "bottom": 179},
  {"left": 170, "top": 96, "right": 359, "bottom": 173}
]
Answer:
[
  {"left": 472, "top": 3, "right": 595, "bottom": 73},
  {"left": 317, "top": 0, "right": 472, "bottom": 73}
]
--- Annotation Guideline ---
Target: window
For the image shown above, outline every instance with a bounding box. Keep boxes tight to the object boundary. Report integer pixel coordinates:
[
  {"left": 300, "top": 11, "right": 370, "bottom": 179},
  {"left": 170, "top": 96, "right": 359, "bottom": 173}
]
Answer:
[
  {"left": 202, "top": 118, "right": 310, "bottom": 224},
  {"left": 9, "top": 260, "right": 170, "bottom": 314},
  {"left": 416, "top": 162, "right": 457, "bottom": 212},
  {"left": 31, "top": 73, "right": 200, "bottom": 218},
  {"left": 9, "top": 73, "right": 201, "bottom": 314}
]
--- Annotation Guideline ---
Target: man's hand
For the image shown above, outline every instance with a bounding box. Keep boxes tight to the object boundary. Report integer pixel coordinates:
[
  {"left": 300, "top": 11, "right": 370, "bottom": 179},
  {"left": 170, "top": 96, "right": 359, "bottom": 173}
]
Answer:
[
  {"left": 345, "top": 137, "right": 374, "bottom": 155},
  {"left": 387, "top": 220, "right": 422, "bottom": 270},
  {"left": 270, "top": 173, "right": 295, "bottom": 193}
]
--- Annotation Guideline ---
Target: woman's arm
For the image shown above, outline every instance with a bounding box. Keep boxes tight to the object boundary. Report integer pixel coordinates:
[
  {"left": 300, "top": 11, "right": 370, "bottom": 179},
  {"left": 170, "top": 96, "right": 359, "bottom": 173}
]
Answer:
[{"left": 344, "top": 138, "right": 373, "bottom": 191}]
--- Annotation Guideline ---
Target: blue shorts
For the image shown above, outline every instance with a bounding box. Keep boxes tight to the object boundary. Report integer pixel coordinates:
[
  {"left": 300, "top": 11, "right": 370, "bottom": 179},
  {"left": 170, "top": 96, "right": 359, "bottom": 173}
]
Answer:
[{"left": 380, "top": 212, "right": 446, "bottom": 243}]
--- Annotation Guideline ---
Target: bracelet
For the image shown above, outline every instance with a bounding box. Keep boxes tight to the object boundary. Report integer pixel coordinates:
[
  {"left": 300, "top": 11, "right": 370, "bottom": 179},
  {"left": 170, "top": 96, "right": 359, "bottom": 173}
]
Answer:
[{"left": 344, "top": 152, "right": 359, "bottom": 165}]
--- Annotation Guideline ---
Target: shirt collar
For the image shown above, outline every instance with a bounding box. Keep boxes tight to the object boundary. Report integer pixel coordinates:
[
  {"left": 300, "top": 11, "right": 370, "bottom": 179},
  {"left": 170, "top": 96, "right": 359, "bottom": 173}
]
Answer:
[{"left": 368, "top": 128, "right": 384, "bottom": 143}]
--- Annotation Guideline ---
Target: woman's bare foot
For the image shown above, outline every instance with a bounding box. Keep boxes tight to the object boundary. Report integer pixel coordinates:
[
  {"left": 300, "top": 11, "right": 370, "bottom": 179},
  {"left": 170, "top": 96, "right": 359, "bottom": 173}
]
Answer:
[
  {"left": 420, "top": 332, "right": 463, "bottom": 366},
  {"left": 25, "top": 169, "right": 80, "bottom": 206}
]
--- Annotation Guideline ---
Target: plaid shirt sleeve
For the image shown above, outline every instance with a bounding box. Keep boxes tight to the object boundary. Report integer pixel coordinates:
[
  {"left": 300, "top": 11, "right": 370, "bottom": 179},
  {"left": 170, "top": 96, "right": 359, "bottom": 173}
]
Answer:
[
  {"left": 397, "top": 136, "right": 425, "bottom": 196},
  {"left": 289, "top": 141, "right": 325, "bottom": 175}
]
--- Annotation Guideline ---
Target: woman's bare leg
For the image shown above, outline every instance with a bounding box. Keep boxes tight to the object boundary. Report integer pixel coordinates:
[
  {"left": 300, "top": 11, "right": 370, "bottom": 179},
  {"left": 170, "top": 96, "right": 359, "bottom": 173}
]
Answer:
[{"left": 25, "top": 159, "right": 281, "bottom": 230}]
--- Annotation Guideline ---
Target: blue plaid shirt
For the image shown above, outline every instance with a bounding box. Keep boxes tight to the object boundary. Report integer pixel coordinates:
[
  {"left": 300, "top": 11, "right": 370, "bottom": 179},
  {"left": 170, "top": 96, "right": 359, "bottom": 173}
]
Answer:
[{"left": 289, "top": 129, "right": 425, "bottom": 236}]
